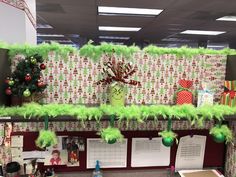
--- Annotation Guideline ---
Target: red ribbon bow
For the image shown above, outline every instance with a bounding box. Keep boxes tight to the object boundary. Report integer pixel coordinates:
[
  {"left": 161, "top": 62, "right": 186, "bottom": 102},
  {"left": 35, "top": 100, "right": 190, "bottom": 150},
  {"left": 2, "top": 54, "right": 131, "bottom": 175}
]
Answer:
[{"left": 225, "top": 90, "right": 236, "bottom": 99}]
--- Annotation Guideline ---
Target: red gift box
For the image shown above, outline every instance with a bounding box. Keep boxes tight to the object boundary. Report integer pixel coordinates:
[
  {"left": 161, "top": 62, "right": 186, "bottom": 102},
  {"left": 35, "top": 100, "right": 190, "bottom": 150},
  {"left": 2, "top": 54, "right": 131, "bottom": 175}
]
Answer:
[{"left": 176, "top": 79, "right": 193, "bottom": 105}]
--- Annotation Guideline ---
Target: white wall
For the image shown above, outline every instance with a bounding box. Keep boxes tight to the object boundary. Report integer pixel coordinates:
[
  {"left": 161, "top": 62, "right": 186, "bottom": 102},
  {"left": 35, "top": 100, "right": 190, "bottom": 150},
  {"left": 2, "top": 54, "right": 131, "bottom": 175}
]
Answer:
[{"left": 0, "top": 2, "right": 36, "bottom": 44}]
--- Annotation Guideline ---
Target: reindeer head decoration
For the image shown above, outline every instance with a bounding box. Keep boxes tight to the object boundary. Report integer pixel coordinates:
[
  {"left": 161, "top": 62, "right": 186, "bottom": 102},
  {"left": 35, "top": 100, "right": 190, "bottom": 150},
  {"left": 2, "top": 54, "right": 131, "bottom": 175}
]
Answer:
[{"left": 97, "top": 57, "right": 141, "bottom": 106}]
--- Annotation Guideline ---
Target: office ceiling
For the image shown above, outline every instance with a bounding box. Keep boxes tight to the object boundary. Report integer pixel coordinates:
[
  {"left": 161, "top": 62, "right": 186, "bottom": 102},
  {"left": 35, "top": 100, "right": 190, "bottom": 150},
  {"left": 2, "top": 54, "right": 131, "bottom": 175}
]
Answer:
[{"left": 36, "top": 0, "right": 236, "bottom": 47}]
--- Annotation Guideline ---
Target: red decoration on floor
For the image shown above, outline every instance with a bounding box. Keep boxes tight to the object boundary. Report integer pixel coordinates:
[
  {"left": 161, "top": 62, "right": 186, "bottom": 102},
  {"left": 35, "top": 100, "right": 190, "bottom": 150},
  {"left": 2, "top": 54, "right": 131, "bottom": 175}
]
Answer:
[{"left": 176, "top": 79, "right": 193, "bottom": 105}]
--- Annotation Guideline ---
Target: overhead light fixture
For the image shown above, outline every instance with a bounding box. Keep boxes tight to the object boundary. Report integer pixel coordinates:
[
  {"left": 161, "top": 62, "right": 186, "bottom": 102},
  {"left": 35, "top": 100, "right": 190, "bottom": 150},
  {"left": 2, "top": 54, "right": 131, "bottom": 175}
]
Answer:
[
  {"left": 36, "top": 24, "right": 53, "bottom": 29},
  {"left": 181, "top": 30, "right": 225, "bottom": 35},
  {"left": 37, "top": 33, "right": 65, "bottom": 37},
  {"left": 99, "top": 36, "right": 130, "bottom": 40},
  {"left": 99, "top": 26, "right": 141, "bottom": 32},
  {"left": 98, "top": 6, "right": 163, "bottom": 17},
  {"left": 216, "top": 16, "right": 236, "bottom": 22}
]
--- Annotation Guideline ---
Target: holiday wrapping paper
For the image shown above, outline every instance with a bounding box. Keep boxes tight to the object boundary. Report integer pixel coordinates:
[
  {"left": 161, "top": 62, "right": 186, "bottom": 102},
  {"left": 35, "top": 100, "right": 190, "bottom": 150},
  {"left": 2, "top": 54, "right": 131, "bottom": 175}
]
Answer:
[
  {"left": 220, "top": 80, "right": 236, "bottom": 107},
  {"left": 12, "top": 120, "right": 214, "bottom": 132},
  {"left": 11, "top": 53, "right": 226, "bottom": 105},
  {"left": 176, "top": 79, "right": 193, "bottom": 105}
]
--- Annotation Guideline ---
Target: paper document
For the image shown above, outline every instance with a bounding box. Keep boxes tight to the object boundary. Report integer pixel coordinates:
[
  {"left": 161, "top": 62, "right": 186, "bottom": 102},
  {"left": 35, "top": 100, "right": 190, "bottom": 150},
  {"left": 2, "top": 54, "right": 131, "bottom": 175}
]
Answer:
[
  {"left": 179, "top": 170, "right": 223, "bottom": 177},
  {"left": 131, "top": 138, "right": 170, "bottom": 167},
  {"left": 87, "top": 138, "right": 127, "bottom": 168},
  {"left": 175, "top": 135, "right": 206, "bottom": 171},
  {"left": 11, "top": 135, "right": 23, "bottom": 147}
]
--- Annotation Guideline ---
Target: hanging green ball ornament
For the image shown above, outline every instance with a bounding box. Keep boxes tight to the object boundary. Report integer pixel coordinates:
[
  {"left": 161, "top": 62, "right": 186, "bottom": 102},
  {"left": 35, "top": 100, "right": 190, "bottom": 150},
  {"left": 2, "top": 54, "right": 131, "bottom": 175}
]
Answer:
[
  {"left": 108, "top": 139, "right": 117, "bottom": 144},
  {"left": 23, "top": 89, "right": 31, "bottom": 97},
  {"left": 30, "top": 57, "right": 37, "bottom": 64},
  {"left": 212, "top": 133, "right": 226, "bottom": 143},
  {"left": 162, "top": 137, "right": 174, "bottom": 147}
]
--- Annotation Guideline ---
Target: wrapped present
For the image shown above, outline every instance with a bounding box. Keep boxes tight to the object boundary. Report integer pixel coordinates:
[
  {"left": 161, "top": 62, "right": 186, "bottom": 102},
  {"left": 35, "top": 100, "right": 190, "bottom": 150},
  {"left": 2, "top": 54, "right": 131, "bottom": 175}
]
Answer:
[
  {"left": 220, "top": 80, "right": 236, "bottom": 107},
  {"left": 197, "top": 82, "right": 214, "bottom": 107},
  {"left": 176, "top": 79, "right": 193, "bottom": 105}
]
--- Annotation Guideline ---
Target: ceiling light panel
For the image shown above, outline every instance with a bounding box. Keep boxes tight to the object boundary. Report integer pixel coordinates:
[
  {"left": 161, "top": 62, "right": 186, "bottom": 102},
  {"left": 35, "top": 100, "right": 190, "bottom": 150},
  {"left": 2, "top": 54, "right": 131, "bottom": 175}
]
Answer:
[
  {"left": 181, "top": 30, "right": 226, "bottom": 35},
  {"left": 98, "top": 6, "right": 163, "bottom": 17},
  {"left": 37, "top": 33, "right": 65, "bottom": 37},
  {"left": 216, "top": 16, "right": 236, "bottom": 22},
  {"left": 99, "top": 36, "right": 130, "bottom": 40},
  {"left": 99, "top": 26, "right": 141, "bottom": 32}
]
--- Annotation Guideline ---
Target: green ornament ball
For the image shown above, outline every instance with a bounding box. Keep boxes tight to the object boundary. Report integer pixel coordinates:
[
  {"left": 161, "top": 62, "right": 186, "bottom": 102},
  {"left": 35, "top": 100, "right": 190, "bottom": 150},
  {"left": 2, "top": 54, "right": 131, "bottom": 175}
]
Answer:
[
  {"left": 162, "top": 137, "right": 174, "bottom": 147},
  {"left": 31, "top": 58, "right": 37, "bottom": 64},
  {"left": 107, "top": 139, "right": 117, "bottom": 144},
  {"left": 8, "top": 80, "right": 14, "bottom": 86},
  {"left": 23, "top": 89, "right": 31, "bottom": 97},
  {"left": 212, "top": 133, "right": 225, "bottom": 143}
]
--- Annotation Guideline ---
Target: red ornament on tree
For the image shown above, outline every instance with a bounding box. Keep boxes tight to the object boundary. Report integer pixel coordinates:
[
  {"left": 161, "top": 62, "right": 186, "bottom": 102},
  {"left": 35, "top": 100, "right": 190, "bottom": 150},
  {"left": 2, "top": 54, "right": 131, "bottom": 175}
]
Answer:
[
  {"left": 40, "top": 63, "right": 46, "bottom": 70},
  {"left": 25, "top": 74, "right": 32, "bottom": 81},
  {"left": 5, "top": 87, "right": 12, "bottom": 95},
  {"left": 5, "top": 77, "right": 10, "bottom": 84},
  {"left": 37, "top": 81, "right": 45, "bottom": 88}
]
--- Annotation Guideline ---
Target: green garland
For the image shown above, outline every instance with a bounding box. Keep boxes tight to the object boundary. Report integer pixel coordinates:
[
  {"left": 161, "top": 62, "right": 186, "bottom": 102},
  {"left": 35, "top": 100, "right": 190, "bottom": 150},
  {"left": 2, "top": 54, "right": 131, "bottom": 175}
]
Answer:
[
  {"left": 143, "top": 45, "right": 236, "bottom": 57},
  {"left": 79, "top": 42, "right": 140, "bottom": 61},
  {"left": 1, "top": 103, "right": 236, "bottom": 124},
  {"left": 1, "top": 41, "right": 236, "bottom": 62},
  {"left": 0, "top": 41, "right": 77, "bottom": 60}
]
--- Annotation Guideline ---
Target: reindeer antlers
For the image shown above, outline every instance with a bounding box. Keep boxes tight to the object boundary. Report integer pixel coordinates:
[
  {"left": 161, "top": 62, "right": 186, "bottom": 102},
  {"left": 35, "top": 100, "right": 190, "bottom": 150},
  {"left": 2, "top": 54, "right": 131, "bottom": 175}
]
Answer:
[{"left": 97, "top": 58, "right": 140, "bottom": 86}]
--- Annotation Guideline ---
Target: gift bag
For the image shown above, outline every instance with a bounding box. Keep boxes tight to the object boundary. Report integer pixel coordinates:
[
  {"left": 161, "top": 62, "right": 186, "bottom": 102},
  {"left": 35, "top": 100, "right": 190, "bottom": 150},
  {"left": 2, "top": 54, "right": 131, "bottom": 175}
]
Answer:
[
  {"left": 176, "top": 80, "right": 193, "bottom": 105},
  {"left": 197, "top": 82, "right": 214, "bottom": 107},
  {"left": 220, "top": 80, "right": 236, "bottom": 107}
]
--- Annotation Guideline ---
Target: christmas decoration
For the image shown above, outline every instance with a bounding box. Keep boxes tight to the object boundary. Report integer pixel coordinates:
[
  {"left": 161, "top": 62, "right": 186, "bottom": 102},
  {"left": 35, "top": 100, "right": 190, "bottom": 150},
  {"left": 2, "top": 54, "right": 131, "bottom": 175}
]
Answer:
[
  {"left": 98, "top": 115, "right": 123, "bottom": 144},
  {"left": 220, "top": 80, "right": 236, "bottom": 107},
  {"left": 99, "top": 127, "right": 123, "bottom": 144},
  {"left": 197, "top": 82, "right": 214, "bottom": 107},
  {"left": 23, "top": 89, "right": 31, "bottom": 97},
  {"left": 158, "top": 119, "right": 178, "bottom": 147},
  {"left": 176, "top": 79, "right": 194, "bottom": 105},
  {"left": 37, "top": 80, "right": 45, "bottom": 88},
  {"left": 35, "top": 116, "right": 57, "bottom": 149},
  {"left": 30, "top": 57, "right": 37, "bottom": 64},
  {"left": 5, "top": 54, "right": 47, "bottom": 101},
  {"left": 210, "top": 124, "right": 233, "bottom": 144},
  {"left": 97, "top": 57, "right": 140, "bottom": 106},
  {"left": 25, "top": 74, "right": 32, "bottom": 81},
  {"left": 5, "top": 77, "right": 10, "bottom": 84},
  {"left": 40, "top": 63, "right": 46, "bottom": 70},
  {"left": 8, "top": 79, "right": 14, "bottom": 86},
  {"left": 5, "top": 87, "right": 12, "bottom": 95}
]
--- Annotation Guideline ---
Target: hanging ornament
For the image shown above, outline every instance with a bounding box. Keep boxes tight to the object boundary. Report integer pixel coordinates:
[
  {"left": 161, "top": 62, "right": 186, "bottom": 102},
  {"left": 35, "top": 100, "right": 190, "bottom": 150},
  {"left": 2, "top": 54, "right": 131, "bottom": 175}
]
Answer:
[
  {"left": 5, "top": 77, "right": 10, "bottom": 84},
  {"left": 23, "top": 89, "right": 31, "bottom": 97},
  {"left": 212, "top": 133, "right": 226, "bottom": 143},
  {"left": 8, "top": 79, "right": 15, "bottom": 86},
  {"left": 37, "top": 80, "right": 45, "bottom": 88},
  {"left": 5, "top": 87, "right": 12, "bottom": 95},
  {"left": 30, "top": 57, "right": 37, "bottom": 64},
  {"left": 40, "top": 63, "right": 46, "bottom": 70},
  {"left": 25, "top": 74, "right": 32, "bottom": 81},
  {"left": 162, "top": 137, "right": 174, "bottom": 147}
]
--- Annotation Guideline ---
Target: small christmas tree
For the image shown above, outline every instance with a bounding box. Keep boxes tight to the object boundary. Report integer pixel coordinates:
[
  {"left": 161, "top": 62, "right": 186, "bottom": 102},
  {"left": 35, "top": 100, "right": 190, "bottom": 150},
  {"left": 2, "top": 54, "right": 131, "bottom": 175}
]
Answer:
[{"left": 5, "top": 54, "right": 47, "bottom": 102}]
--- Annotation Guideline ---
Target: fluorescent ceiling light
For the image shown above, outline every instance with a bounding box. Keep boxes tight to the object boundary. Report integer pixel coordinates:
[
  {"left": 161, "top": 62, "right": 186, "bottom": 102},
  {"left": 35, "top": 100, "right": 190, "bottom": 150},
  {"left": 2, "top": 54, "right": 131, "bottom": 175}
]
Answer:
[
  {"left": 207, "top": 45, "right": 226, "bottom": 48},
  {"left": 98, "top": 6, "right": 163, "bottom": 16},
  {"left": 216, "top": 16, "right": 236, "bottom": 22},
  {"left": 99, "top": 26, "right": 141, "bottom": 32},
  {"left": 37, "top": 33, "right": 65, "bottom": 37},
  {"left": 181, "top": 30, "right": 225, "bottom": 35},
  {"left": 36, "top": 24, "right": 53, "bottom": 29},
  {"left": 99, "top": 36, "right": 130, "bottom": 40}
]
